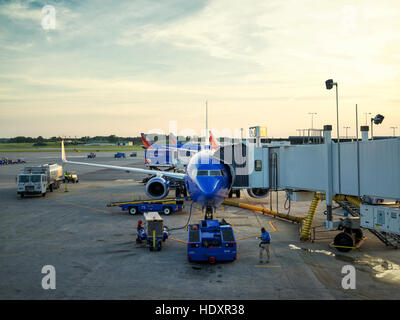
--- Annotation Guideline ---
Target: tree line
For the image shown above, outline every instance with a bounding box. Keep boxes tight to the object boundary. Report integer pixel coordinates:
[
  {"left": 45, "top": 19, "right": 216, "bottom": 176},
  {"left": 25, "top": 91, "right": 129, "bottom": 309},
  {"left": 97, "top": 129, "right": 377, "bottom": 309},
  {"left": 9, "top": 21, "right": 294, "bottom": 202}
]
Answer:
[{"left": 1, "top": 135, "right": 143, "bottom": 145}]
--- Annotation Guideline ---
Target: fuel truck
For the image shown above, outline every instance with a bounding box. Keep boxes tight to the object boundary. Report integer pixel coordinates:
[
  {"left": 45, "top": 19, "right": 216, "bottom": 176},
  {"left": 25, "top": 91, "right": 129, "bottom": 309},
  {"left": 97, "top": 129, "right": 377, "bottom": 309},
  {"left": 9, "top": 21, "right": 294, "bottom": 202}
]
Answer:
[{"left": 17, "top": 164, "right": 63, "bottom": 198}]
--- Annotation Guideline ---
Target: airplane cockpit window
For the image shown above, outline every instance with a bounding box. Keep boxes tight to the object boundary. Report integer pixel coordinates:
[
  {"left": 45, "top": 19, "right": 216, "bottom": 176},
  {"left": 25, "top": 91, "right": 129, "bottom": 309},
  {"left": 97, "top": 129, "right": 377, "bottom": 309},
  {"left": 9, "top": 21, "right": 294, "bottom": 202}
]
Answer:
[
  {"left": 196, "top": 170, "right": 223, "bottom": 176},
  {"left": 209, "top": 170, "right": 222, "bottom": 176}
]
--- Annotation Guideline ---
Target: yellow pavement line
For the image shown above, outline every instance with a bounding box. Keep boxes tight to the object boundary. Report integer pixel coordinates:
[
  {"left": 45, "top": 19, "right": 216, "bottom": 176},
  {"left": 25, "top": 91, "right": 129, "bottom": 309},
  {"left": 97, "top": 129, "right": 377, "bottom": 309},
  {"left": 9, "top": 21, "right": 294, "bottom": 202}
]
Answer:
[
  {"left": 269, "top": 221, "right": 277, "bottom": 232},
  {"left": 236, "top": 234, "right": 259, "bottom": 241},
  {"left": 169, "top": 237, "right": 187, "bottom": 244},
  {"left": 254, "top": 265, "right": 281, "bottom": 268}
]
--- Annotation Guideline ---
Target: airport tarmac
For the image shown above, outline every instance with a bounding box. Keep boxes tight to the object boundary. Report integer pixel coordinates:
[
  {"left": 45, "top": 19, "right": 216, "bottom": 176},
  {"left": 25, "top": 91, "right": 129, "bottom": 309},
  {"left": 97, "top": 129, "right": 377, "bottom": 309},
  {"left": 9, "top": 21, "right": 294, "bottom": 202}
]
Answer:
[{"left": 0, "top": 151, "right": 399, "bottom": 300}]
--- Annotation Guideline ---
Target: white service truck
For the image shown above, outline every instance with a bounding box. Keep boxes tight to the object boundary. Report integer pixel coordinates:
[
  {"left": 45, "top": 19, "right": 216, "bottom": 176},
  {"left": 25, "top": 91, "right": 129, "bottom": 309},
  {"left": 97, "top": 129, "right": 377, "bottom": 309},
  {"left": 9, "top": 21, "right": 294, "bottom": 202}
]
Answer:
[{"left": 17, "top": 164, "right": 63, "bottom": 198}]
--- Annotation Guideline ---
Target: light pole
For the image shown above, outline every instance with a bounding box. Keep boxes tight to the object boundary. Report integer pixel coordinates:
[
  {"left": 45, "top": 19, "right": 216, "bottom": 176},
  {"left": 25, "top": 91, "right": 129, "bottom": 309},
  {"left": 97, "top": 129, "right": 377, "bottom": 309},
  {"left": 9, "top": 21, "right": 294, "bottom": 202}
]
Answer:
[
  {"left": 390, "top": 126, "right": 398, "bottom": 137},
  {"left": 308, "top": 112, "right": 317, "bottom": 130},
  {"left": 363, "top": 112, "right": 371, "bottom": 125},
  {"left": 205, "top": 100, "right": 208, "bottom": 145},
  {"left": 343, "top": 126, "right": 350, "bottom": 139},
  {"left": 370, "top": 114, "right": 384, "bottom": 140},
  {"left": 325, "top": 79, "right": 341, "bottom": 194}
]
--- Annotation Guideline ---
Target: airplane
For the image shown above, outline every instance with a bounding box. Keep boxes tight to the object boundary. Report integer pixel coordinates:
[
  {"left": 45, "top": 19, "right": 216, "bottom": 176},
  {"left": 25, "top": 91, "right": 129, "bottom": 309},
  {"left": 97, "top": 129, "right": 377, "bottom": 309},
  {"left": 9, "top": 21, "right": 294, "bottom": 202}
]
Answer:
[
  {"left": 169, "top": 132, "right": 178, "bottom": 147},
  {"left": 141, "top": 131, "right": 220, "bottom": 170},
  {"left": 61, "top": 141, "right": 234, "bottom": 216},
  {"left": 209, "top": 131, "right": 220, "bottom": 151},
  {"left": 141, "top": 131, "right": 220, "bottom": 151},
  {"left": 140, "top": 132, "right": 268, "bottom": 199},
  {"left": 141, "top": 133, "right": 201, "bottom": 151}
]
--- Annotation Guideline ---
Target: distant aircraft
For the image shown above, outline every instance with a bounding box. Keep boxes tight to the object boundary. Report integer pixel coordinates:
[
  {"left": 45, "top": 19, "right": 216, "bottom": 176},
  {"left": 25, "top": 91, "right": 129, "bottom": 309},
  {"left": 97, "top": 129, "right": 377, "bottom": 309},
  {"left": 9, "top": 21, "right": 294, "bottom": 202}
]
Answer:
[
  {"left": 61, "top": 141, "right": 234, "bottom": 215},
  {"left": 169, "top": 132, "right": 178, "bottom": 147},
  {"left": 140, "top": 131, "right": 220, "bottom": 170},
  {"left": 209, "top": 131, "right": 220, "bottom": 151}
]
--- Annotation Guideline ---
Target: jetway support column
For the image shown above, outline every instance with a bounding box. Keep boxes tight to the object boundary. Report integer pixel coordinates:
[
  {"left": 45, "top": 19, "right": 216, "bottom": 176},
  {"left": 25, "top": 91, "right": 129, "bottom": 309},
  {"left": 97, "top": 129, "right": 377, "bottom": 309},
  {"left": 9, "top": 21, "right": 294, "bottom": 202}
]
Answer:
[
  {"left": 324, "top": 125, "right": 334, "bottom": 228},
  {"left": 361, "top": 126, "right": 369, "bottom": 141}
]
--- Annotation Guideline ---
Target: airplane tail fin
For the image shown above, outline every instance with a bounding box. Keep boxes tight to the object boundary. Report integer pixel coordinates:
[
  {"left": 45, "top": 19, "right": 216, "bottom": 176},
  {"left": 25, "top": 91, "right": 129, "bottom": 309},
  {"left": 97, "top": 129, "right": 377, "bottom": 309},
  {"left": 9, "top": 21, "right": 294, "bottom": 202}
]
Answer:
[
  {"left": 169, "top": 132, "right": 177, "bottom": 146},
  {"left": 141, "top": 133, "right": 153, "bottom": 149},
  {"left": 209, "top": 131, "right": 220, "bottom": 150},
  {"left": 61, "top": 140, "right": 67, "bottom": 162}
]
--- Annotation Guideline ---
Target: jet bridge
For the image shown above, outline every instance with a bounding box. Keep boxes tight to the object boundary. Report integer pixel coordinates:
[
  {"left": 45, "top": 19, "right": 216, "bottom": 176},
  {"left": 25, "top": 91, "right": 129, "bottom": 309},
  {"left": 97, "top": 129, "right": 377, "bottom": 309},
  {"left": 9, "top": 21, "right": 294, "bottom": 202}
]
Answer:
[{"left": 216, "top": 125, "right": 400, "bottom": 249}]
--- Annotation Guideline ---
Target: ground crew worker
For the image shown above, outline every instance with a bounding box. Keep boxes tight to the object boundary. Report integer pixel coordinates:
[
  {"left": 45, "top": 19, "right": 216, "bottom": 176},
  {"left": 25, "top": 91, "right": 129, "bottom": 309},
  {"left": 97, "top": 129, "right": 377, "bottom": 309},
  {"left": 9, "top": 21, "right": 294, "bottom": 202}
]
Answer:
[
  {"left": 136, "top": 219, "right": 145, "bottom": 243},
  {"left": 258, "top": 227, "right": 271, "bottom": 263}
]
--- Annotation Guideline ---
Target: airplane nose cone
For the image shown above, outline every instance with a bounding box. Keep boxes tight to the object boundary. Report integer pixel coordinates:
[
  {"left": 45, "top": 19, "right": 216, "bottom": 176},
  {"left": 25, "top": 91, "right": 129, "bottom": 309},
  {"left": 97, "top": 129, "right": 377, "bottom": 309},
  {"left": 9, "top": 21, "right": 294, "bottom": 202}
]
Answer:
[{"left": 198, "top": 178, "right": 221, "bottom": 199}]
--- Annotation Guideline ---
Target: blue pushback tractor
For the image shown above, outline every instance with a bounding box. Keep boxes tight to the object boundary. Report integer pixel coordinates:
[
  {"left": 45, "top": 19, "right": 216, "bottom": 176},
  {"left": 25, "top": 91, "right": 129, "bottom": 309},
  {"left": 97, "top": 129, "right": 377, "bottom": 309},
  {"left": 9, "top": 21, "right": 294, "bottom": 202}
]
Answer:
[{"left": 187, "top": 219, "right": 237, "bottom": 263}]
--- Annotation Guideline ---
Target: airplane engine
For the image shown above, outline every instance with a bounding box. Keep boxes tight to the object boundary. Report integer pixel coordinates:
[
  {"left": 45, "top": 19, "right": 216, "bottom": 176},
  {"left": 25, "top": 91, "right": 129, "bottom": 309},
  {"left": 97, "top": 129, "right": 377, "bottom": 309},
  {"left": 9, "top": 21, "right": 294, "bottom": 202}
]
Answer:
[
  {"left": 145, "top": 177, "right": 169, "bottom": 199},
  {"left": 247, "top": 188, "right": 270, "bottom": 198},
  {"left": 223, "top": 163, "right": 236, "bottom": 189}
]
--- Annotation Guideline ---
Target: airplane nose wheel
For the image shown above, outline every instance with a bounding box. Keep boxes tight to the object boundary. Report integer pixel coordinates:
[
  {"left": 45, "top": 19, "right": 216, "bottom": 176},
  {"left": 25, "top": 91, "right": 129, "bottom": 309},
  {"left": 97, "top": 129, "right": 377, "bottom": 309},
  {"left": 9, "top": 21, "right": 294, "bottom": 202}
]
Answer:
[{"left": 204, "top": 206, "right": 214, "bottom": 220}]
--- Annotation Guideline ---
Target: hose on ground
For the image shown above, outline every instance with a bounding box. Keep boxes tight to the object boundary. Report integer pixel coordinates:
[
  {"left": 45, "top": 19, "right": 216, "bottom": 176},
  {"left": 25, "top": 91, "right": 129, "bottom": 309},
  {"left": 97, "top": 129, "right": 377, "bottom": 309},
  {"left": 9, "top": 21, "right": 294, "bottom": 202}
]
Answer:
[
  {"left": 284, "top": 191, "right": 291, "bottom": 215},
  {"left": 165, "top": 201, "right": 194, "bottom": 232}
]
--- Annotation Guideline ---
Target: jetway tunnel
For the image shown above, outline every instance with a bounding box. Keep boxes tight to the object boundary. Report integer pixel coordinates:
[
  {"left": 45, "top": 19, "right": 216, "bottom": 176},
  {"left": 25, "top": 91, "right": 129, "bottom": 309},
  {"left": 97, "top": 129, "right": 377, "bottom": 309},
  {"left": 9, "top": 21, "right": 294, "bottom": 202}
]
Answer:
[{"left": 215, "top": 126, "right": 400, "bottom": 250}]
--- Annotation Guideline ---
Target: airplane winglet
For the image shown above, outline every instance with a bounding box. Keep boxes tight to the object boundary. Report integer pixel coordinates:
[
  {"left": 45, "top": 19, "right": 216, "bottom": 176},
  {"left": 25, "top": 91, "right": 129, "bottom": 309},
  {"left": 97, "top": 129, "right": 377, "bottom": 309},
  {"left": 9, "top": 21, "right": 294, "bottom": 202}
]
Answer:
[
  {"left": 141, "top": 133, "right": 153, "bottom": 149},
  {"left": 61, "top": 140, "right": 67, "bottom": 162}
]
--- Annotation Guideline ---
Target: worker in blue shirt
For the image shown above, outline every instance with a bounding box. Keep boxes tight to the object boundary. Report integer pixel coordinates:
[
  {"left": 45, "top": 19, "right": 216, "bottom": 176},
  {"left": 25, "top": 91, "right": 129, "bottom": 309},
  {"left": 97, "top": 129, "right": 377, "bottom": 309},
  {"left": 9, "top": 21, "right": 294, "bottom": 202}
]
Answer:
[{"left": 258, "top": 227, "right": 271, "bottom": 263}]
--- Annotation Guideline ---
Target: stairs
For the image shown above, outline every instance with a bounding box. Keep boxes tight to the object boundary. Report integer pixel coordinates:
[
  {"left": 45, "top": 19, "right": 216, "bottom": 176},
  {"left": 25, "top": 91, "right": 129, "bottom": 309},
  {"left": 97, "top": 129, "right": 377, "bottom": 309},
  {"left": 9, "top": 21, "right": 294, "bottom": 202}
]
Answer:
[
  {"left": 335, "top": 199, "right": 400, "bottom": 249},
  {"left": 301, "top": 193, "right": 321, "bottom": 240}
]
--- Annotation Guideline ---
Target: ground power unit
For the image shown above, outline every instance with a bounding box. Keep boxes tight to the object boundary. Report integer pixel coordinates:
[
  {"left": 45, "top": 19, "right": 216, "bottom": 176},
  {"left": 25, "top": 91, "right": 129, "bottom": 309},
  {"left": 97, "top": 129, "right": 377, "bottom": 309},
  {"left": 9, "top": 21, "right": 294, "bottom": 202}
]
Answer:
[{"left": 360, "top": 204, "right": 400, "bottom": 235}]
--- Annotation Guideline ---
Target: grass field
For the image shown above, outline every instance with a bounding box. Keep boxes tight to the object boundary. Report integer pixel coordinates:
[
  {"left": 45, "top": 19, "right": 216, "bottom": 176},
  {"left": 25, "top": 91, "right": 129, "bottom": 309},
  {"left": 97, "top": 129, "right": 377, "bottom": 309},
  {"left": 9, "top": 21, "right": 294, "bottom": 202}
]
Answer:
[{"left": 0, "top": 142, "right": 143, "bottom": 152}]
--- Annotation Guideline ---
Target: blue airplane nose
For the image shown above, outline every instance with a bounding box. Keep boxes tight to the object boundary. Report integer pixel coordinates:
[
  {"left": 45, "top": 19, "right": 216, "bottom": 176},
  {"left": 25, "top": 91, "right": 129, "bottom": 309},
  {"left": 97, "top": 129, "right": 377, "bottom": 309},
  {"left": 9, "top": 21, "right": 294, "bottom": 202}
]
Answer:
[{"left": 198, "top": 178, "right": 222, "bottom": 198}]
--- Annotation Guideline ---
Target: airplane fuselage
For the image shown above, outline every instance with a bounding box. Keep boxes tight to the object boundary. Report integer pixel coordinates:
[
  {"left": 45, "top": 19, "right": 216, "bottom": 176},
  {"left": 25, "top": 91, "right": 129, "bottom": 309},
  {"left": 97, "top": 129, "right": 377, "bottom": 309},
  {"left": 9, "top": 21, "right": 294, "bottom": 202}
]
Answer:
[{"left": 184, "top": 151, "right": 230, "bottom": 208}]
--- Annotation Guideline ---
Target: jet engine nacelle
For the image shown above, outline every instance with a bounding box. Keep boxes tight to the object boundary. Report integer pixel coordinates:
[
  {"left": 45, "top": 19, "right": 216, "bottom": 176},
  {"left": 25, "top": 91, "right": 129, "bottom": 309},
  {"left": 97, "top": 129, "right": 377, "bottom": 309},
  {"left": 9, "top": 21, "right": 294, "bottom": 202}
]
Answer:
[
  {"left": 247, "top": 188, "right": 270, "bottom": 198},
  {"left": 145, "top": 177, "right": 169, "bottom": 199}
]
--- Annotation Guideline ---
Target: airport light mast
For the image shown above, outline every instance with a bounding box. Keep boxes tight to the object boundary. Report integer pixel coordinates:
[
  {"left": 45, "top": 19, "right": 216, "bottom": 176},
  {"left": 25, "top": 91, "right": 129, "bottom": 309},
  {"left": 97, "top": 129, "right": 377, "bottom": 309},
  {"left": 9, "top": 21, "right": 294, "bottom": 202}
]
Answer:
[
  {"left": 370, "top": 114, "right": 384, "bottom": 140},
  {"left": 343, "top": 126, "right": 350, "bottom": 139},
  {"left": 363, "top": 112, "right": 371, "bottom": 125},
  {"left": 205, "top": 100, "right": 209, "bottom": 146},
  {"left": 325, "top": 79, "right": 341, "bottom": 194},
  {"left": 308, "top": 112, "right": 317, "bottom": 129}
]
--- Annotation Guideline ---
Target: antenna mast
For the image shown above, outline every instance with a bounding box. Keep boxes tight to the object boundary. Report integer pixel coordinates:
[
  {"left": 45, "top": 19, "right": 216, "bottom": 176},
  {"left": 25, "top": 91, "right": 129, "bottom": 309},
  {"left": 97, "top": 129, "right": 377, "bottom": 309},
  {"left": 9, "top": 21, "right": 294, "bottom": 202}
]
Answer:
[{"left": 206, "top": 100, "right": 209, "bottom": 145}]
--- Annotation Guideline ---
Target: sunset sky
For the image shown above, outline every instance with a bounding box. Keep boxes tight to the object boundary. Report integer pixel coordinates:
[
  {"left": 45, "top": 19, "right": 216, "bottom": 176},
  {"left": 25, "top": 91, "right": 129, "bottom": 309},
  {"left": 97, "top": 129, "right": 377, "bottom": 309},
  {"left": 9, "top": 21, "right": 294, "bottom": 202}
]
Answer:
[{"left": 0, "top": 0, "right": 399, "bottom": 139}]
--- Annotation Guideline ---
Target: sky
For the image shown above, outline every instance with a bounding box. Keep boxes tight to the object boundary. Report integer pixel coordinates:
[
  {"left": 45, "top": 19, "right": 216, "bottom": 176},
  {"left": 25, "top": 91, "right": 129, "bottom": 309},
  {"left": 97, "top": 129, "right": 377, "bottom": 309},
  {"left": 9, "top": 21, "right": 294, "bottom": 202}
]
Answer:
[{"left": 0, "top": 0, "right": 399, "bottom": 139}]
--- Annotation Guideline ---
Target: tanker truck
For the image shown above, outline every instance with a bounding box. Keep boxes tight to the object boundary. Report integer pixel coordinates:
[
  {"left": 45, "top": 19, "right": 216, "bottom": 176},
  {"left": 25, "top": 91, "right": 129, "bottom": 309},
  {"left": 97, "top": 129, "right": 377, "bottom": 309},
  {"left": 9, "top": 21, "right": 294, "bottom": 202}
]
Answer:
[{"left": 17, "top": 164, "right": 63, "bottom": 198}]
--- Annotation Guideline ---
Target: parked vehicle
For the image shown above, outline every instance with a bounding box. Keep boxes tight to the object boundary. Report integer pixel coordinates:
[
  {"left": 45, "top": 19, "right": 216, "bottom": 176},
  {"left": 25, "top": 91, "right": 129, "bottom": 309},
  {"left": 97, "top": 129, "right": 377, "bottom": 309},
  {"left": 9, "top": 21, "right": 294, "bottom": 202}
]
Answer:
[
  {"left": 130, "top": 152, "right": 137, "bottom": 157},
  {"left": 63, "top": 171, "right": 79, "bottom": 183},
  {"left": 107, "top": 198, "right": 185, "bottom": 215},
  {"left": 136, "top": 212, "right": 169, "bottom": 251},
  {"left": 0, "top": 157, "right": 25, "bottom": 165},
  {"left": 187, "top": 219, "right": 237, "bottom": 263},
  {"left": 114, "top": 152, "right": 126, "bottom": 158},
  {"left": 17, "top": 164, "right": 63, "bottom": 198},
  {"left": 87, "top": 152, "right": 96, "bottom": 158}
]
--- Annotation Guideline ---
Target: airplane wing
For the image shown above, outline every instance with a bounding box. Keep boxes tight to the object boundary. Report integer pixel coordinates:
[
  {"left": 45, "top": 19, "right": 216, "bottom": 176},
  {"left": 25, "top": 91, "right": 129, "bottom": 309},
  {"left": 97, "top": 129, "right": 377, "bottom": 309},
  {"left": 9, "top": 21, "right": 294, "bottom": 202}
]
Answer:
[{"left": 61, "top": 141, "right": 185, "bottom": 180}]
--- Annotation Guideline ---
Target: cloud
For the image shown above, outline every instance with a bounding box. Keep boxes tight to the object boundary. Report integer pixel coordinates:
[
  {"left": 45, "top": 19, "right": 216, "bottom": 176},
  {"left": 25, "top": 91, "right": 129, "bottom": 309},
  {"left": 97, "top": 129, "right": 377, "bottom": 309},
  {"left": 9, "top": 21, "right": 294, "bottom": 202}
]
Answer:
[{"left": 0, "top": 0, "right": 399, "bottom": 137}]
